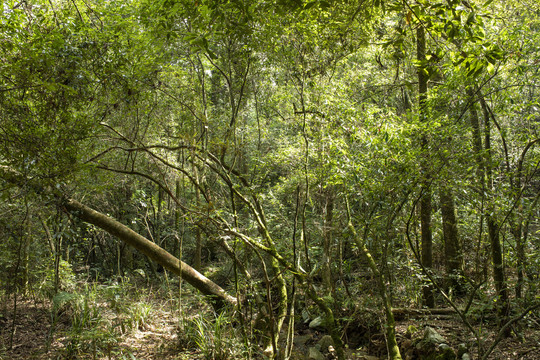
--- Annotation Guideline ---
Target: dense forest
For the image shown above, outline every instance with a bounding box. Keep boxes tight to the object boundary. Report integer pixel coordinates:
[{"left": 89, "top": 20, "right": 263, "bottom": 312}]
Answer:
[{"left": 1, "top": 0, "right": 539, "bottom": 359}]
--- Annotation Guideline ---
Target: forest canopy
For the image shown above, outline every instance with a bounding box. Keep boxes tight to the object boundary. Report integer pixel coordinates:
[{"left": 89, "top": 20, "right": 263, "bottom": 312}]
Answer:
[{"left": 1, "top": 0, "right": 539, "bottom": 359}]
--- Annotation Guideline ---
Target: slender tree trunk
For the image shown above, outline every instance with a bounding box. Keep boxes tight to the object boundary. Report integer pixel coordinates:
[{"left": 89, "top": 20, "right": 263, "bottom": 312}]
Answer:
[
  {"left": 440, "top": 187, "right": 463, "bottom": 294},
  {"left": 22, "top": 222, "right": 30, "bottom": 294},
  {"left": 322, "top": 190, "right": 334, "bottom": 292},
  {"left": 346, "top": 201, "right": 402, "bottom": 360},
  {"left": 509, "top": 140, "right": 525, "bottom": 299},
  {"left": 521, "top": 192, "right": 540, "bottom": 297},
  {"left": 417, "top": 24, "right": 434, "bottom": 308},
  {"left": 193, "top": 166, "right": 202, "bottom": 271},
  {"left": 420, "top": 190, "right": 434, "bottom": 307},
  {"left": 156, "top": 185, "right": 162, "bottom": 246},
  {"left": 510, "top": 216, "right": 524, "bottom": 299},
  {"left": 482, "top": 95, "right": 510, "bottom": 332},
  {"left": 467, "top": 89, "right": 510, "bottom": 333}
]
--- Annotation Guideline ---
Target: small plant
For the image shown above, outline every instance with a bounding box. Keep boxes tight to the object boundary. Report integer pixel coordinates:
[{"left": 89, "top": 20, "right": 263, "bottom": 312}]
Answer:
[
  {"left": 103, "top": 282, "right": 126, "bottom": 311},
  {"left": 125, "top": 301, "right": 153, "bottom": 331},
  {"left": 55, "top": 288, "right": 118, "bottom": 358},
  {"left": 187, "top": 312, "right": 237, "bottom": 360}
]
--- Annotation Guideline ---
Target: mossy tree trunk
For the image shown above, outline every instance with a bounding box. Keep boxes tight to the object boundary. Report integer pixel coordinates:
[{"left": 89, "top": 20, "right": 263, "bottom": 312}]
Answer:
[
  {"left": 346, "top": 199, "right": 402, "bottom": 360},
  {"left": 63, "top": 198, "right": 238, "bottom": 307},
  {"left": 322, "top": 190, "right": 334, "bottom": 293}
]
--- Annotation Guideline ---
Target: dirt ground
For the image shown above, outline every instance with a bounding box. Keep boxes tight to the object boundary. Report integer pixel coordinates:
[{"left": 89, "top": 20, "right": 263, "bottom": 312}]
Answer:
[{"left": 1, "top": 299, "right": 539, "bottom": 359}]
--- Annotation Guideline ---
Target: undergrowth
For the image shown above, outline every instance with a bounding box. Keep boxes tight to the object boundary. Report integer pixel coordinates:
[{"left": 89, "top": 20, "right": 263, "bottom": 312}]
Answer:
[
  {"left": 43, "top": 269, "right": 252, "bottom": 359},
  {"left": 46, "top": 271, "right": 158, "bottom": 359}
]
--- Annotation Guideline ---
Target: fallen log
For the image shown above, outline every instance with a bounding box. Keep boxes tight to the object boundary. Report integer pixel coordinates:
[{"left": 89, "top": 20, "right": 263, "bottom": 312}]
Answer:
[{"left": 392, "top": 308, "right": 459, "bottom": 320}]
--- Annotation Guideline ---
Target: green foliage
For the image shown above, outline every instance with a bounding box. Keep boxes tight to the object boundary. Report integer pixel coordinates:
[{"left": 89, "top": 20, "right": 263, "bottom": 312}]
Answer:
[
  {"left": 47, "top": 278, "right": 162, "bottom": 358},
  {"left": 56, "top": 288, "right": 117, "bottom": 358},
  {"left": 185, "top": 311, "right": 247, "bottom": 360},
  {"left": 38, "top": 259, "right": 77, "bottom": 298},
  {"left": 1, "top": 0, "right": 540, "bottom": 358},
  {"left": 125, "top": 301, "right": 153, "bottom": 331}
]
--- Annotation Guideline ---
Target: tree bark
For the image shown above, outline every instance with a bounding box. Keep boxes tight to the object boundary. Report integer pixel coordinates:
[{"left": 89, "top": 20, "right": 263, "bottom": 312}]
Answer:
[
  {"left": 193, "top": 166, "right": 202, "bottom": 271},
  {"left": 346, "top": 199, "right": 402, "bottom": 360},
  {"left": 322, "top": 190, "right": 334, "bottom": 292}
]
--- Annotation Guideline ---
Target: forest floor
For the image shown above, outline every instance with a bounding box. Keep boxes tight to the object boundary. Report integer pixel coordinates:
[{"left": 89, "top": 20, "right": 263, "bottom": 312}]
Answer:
[{"left": 1, "top": 286, "right": 539, "bottom": 360}]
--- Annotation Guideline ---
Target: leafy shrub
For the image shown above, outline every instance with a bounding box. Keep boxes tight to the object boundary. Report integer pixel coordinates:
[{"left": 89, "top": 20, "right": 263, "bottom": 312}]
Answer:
[{"left": 38, "top": 259, "right": 77, "bottom": 299}]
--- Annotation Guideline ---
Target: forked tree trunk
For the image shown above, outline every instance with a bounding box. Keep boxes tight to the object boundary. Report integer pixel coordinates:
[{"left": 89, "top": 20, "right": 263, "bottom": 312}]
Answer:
[{"left": 346, "top": 199, "right": 402, "bottom": 360}]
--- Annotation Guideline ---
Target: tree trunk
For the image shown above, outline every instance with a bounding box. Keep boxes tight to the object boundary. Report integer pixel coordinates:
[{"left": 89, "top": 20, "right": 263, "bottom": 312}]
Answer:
[
  {"left": 439, "top": 187, "right": 463, "bottom": 294},
  {"left": 347, "top": 221, "right": 402, "bottom": 360},
  {"left": 322, "top": 190, "right": 334, "bottom": 292},
  {"left": 467, "top": 89, "right": 510, "bottom": 333},
  {"left": 482, "top": 94, "right": 510, "bottom": 332},
  {"left": 1, "top": 165, "right": 237, "bottom": 307},
  {"left": 417, "top": 24, "right": 434, "bottom": 308},
  {"left": 194, "top": 166, "right": 202, "bottom": 271},
  {"left": 347, "top": 199, "right": 402, "bottom": 360},
  {"left": 62, "top": 198, "right": 237, "bottom": 307}
]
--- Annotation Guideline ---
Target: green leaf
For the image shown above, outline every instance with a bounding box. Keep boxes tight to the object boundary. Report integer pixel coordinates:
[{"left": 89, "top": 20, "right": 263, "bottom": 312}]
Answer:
[
  {"left": 207, "top": 49, "right": 218, "bottom": 59},
  {"left": 303, "top": 1, "right": 317, "bottom": 10},
  {"left": 466, "top": 12, "right": 476, "bottom": 25},
  {"left": 319, "top": 1, "right": 331, "bottom": 9}
]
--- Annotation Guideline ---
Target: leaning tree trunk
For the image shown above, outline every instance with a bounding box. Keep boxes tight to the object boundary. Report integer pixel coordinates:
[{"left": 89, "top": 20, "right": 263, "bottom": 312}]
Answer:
[
  {"left": 0, "top": 166, "right": 237, "bottom": 308},
  {"left": 63, "top": 198, "right": 237, "bottom": 307}
]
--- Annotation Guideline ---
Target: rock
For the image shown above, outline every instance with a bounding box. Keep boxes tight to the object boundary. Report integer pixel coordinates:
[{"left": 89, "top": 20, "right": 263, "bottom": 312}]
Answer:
[
  {"left": 294, "top": 334, "right": 314, "bottom": 347},
  {"left": 423, "top": 326, "right": 446, "bottom": 345},
  {"left": 457, "top": 343, "right": 467, "bottom": 358},
  {"left": 309, "top": 316, "right": 326, "bottom": 330},
  {"left": 437, "top": 343, "right": 457, "bottom": 360},
  {"left": 414, "top": 326, "right": 455, "bottom": 360},
  {"left": 359, "top": 355, "right": 380, "bottom": 360},
  {"left": 318, "top": 335, "right": 334, "bottom": 353},
  {"left": 306, "top": 346, "right": 325, "bottom": 360}
]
